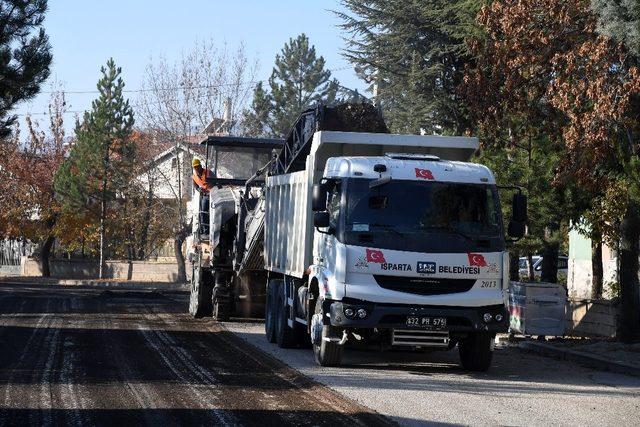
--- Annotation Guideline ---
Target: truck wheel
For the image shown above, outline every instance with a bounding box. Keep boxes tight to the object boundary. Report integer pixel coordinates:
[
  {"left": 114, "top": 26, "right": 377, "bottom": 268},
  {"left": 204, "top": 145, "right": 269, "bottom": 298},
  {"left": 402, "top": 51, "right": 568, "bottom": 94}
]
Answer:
[
  {"left": 264, "top": 279, "right": 277, "bottom": 343},
  {"left": 275, "top": 281, "right": 297, "bottom": 348},
  {"left": 459, "top": 332, "right": 494, "bottom": 372},
  {"left": 212, "top": 272, "right": 232, "bottom": 322},
  {"left": 295, "top": 325, "right": 312, "bottom": 349},
  {"left": 312, "top": 301, "right": 343, "bottom": 367},
  {"left": 189, "top": 265, "right": 213, "bottom": 318},
  {"left": 212, "top": 296, "right": 231, "bottom": 321}
]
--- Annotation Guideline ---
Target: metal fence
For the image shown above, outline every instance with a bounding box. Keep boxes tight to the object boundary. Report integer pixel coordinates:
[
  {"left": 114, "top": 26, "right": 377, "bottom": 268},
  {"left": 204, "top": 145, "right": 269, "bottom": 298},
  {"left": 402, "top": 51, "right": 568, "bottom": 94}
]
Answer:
[
  {"left": 0, "top": 239, "right": 35, "bottom": 266},
  {"left": 1, "top": 238, "right": 179, "bottom": 266}
]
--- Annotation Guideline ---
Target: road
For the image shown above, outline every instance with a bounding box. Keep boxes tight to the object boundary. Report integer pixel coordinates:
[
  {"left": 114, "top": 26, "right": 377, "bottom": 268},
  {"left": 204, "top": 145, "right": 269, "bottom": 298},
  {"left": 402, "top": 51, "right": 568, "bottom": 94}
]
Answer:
[
  {"left": 1, "top": 282, "right": 639, "bottom": 426},
  {"left": 0, "top": 282, "right": 388, "bottom": 426}
]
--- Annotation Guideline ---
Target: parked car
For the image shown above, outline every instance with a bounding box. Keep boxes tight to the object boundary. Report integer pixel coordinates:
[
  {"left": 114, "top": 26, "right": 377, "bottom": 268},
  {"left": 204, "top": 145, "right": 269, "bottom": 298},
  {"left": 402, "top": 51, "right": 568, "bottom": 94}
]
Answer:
[{"left": 518, "top": 255, "right": 568, "bottom": 280}]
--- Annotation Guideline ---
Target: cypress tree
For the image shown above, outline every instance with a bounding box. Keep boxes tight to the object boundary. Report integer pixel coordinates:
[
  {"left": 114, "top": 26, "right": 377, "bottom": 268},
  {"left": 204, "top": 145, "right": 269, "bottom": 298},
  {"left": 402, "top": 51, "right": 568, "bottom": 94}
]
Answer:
[
  {"left": 337, "top": 0, "right": 482, "bottom": 135},
  {"left": 54, "top": 59, "right": 135, "bottom": 278}
]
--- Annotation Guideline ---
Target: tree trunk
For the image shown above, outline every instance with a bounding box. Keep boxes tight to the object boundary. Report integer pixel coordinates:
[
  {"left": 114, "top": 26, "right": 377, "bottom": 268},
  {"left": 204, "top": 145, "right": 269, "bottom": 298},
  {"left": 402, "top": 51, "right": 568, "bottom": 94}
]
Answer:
[
  {"left": 541, "top": 241, "right": 559, "bottom": 283},
  {"left": 618, "top": 200, "right": 640, "bottom": 343},
  {"left": 509, "top": 249, "right": 520, "bottom": 282},
  {"left": 137, "top": 181, "right": 154, "bottom": 260},
  {"left": 40, "top": 234, "right": 55, "bottom": 278},
  {"left": 591, "top": 230, "right": 604, "bottom": 299},
  {"left": 173, "top": 228, "right": 188, "bottom": 283},
  {"left": 99, "top": 176, "right": 107, "bottom": 279},
  {"left": 527, "top": 253, "right": 535, "bottom": 281}
]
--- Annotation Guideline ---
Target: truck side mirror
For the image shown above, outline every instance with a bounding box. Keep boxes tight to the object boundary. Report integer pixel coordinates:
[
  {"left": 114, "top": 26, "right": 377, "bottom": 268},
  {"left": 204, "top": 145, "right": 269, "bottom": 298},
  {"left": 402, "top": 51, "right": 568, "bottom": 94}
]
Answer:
[
  {"left": 508, "top": 194, "right": 527, "bottom": 239},
  {"left": 512, "top": 193, "right": 527, "bottom": 223},
  {"left": 508, "top": 220, "right": 526, "bottom": 239},
  {"left": 312, "top": 183, "right": 328, "bottom": 211},
  {"left": 313, "top": 211, "right": 331, "bottom": 229}
]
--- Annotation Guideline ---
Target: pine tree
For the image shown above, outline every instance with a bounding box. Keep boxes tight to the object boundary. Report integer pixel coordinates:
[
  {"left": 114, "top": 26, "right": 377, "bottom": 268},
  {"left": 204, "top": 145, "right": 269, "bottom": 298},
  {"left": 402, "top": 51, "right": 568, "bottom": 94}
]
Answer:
[
  {"left": 242, "top": 82, "right": 271, "bottom": 137},
  {"left": 243, "top": 34, "right": 339, "bottom": 137},
  {"left": 337, "top": 0, "right": 482, "bottom": 135},
  {"left": 0, "top": 0, "right": 52, "bottom": 139},
  {"left": 54, "top": 59, "right": 135, "bottom": 278}
]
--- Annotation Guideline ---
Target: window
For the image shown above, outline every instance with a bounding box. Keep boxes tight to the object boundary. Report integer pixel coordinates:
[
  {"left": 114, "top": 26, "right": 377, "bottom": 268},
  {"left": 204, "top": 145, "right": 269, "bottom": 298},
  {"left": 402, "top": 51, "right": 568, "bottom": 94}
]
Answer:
[
  {"left": 327, "top": 182, "right": 341, "bottom": 228},
  {"left": 340, "top": 178, "right": 505, "bottom": 253}
]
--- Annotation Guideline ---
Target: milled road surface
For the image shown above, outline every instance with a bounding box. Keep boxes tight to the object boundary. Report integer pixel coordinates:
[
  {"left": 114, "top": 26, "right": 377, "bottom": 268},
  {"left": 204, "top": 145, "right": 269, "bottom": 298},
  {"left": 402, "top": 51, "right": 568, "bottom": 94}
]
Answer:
[{"left": 0, "top": 282, "right": 390, "bottom": 426}]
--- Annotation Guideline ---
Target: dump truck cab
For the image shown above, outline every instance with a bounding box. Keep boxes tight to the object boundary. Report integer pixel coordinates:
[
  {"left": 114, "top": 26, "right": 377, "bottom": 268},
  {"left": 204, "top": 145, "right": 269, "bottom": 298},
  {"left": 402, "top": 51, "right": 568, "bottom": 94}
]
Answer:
[{"left": 309, "top": 154, "right": 509, "bottom": 342}]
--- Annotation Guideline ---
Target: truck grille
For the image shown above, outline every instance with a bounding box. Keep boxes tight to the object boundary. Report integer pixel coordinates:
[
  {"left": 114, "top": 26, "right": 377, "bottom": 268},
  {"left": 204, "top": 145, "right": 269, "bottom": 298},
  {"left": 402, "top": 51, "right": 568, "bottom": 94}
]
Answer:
[
  {"left": 374, "top": 276, "right": 475, "bottom": 296},
  {"left": 392, "top": 329, "right": 450, "bottom": 347}
]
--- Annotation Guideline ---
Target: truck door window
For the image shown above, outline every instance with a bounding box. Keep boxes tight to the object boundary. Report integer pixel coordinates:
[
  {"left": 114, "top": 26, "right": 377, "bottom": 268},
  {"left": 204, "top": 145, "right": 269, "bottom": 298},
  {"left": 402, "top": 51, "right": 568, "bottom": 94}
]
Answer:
[{"left": 327, "top": 182, "right": 341, "bottom": 227}]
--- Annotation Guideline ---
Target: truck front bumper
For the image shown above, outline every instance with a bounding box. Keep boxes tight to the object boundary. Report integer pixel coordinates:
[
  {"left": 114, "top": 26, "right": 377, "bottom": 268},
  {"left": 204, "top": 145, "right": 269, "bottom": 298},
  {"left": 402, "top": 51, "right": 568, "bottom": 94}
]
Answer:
[{"left": 327, "top": 299, "right": 508, "bottom": 333}]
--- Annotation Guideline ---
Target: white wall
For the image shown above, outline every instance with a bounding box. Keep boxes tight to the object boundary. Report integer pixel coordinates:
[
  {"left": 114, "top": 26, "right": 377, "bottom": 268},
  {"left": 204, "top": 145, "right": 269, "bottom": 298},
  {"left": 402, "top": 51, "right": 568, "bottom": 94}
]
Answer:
[{"left": 567, "top": 228, "right": 618, "bottom": 299}]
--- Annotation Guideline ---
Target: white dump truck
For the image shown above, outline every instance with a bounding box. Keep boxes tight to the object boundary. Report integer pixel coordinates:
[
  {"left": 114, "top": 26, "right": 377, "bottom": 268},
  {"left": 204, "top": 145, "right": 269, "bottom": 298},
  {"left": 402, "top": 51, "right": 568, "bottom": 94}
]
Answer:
[{"left": 189, "top": 104, "right": 527, "bottom": 371}]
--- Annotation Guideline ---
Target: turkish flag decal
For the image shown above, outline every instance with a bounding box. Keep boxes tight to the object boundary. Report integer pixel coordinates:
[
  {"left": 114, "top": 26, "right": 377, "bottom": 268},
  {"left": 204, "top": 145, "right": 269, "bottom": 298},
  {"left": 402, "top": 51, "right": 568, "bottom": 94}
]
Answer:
[
  {"left": 468, "top": 253, "right": 488, "bottom": 267},
  {"left": 415, "top": 168, "right": 435, "bottom": 180},
  {"left": 366, "top": 249, "right": 386, "bottom": 264}
]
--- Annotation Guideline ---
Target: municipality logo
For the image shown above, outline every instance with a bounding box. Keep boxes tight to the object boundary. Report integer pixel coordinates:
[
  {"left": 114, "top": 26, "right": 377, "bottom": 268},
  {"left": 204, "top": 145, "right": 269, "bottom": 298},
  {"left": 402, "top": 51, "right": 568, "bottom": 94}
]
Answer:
[{"left": 417, "top": 261, "right": 436, "bottom": 274}]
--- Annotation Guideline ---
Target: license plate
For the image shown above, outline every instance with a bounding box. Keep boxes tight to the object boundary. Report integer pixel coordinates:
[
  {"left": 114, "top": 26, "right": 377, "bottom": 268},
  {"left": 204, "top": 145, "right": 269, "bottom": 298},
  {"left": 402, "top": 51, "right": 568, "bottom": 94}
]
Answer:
[{"left": 405, "top": 316, "right": 447, "bottom": 329}]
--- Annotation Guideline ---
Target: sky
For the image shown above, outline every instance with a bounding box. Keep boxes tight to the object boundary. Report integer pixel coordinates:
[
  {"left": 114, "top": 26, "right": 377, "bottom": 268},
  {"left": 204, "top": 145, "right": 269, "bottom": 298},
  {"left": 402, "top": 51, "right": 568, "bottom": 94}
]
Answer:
[{"left": 15, "top": 0, "right": 367, "bottom": 134}]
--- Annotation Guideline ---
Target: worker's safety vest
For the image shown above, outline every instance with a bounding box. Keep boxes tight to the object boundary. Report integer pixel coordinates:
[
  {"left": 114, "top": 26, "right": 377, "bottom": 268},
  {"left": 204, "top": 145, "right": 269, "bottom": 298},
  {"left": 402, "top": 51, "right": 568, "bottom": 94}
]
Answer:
[{"left": 193, "top": 168, "right": 213, "bottom": 192}]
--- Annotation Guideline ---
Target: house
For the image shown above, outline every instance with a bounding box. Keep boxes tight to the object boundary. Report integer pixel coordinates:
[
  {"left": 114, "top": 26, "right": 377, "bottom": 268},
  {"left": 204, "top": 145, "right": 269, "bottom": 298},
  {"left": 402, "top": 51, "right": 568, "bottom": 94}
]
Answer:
[{"left": 136, "top": 135, "right": 207, "bottom": 202}]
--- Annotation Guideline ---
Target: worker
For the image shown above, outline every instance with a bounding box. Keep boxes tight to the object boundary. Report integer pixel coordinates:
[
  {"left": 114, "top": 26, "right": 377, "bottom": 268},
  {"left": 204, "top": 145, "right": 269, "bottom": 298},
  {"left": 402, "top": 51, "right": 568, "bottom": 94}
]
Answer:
[{"left": 192, "top": 158, "right": 212, "bottom": 235}]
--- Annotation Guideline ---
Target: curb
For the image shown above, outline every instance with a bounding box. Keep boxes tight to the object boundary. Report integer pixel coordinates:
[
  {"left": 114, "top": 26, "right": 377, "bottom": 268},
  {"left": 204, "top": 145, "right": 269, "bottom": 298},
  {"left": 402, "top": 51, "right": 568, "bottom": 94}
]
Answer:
[
  {"left": 0, "top": 278, "right": 189, "bottom": 291},
  {"left": 518, "top": 341, "right": 640, "bottom": 378}
]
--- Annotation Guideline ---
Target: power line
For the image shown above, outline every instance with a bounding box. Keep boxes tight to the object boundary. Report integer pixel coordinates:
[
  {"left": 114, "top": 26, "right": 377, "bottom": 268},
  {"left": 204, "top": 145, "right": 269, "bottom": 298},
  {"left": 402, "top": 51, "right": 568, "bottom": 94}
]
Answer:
[
  {"left": 34, "top": 66, "right": 353, "bottom": 95},
  {"left": 15, "top": 65, "right": 357, "bottom": 117}
]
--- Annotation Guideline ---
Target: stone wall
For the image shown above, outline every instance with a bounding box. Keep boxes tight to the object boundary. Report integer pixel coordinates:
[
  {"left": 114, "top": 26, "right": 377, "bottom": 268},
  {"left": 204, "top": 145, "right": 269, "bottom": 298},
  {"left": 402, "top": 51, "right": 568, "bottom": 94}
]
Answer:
[
  {"left": 20, "top": 257, "right": 188, "bottom": 283},
  {"left": 565, "top": 299, "right": 619, "bottom": 338},
  {"left": 0, "top": 265, "right": 21, "bottom": 277}
]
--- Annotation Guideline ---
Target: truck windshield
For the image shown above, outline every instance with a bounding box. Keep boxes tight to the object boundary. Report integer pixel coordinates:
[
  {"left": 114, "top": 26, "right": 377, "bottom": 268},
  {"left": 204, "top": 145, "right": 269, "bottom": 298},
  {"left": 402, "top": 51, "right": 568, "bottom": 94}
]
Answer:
[{"left": 342, "top": 178, "right": 504, "bottom": 253}]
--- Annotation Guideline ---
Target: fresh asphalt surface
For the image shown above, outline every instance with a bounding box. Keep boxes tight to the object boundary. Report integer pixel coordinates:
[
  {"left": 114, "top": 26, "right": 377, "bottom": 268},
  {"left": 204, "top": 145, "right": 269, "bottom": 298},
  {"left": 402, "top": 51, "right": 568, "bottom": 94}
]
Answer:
[
  {"left": 0, "top": 282, "right": 388, "bottom": 426},
  {"left": 1, "top": 282, "right": 639, "bottom": 426}
]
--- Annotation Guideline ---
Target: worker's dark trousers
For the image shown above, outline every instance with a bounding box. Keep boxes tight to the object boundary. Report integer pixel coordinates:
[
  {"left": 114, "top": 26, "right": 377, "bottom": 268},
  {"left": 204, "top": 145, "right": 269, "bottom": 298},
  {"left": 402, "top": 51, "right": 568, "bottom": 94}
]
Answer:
[{"left": 200, "top": 193, "right": 210, "bottom": 235}]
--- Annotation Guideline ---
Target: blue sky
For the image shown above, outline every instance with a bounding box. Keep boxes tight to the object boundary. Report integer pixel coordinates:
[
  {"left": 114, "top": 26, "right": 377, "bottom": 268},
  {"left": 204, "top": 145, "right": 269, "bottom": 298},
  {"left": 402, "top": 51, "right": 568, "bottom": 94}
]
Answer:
[{"left": 15, "top": 0, "right": 366, "bottom": 132}]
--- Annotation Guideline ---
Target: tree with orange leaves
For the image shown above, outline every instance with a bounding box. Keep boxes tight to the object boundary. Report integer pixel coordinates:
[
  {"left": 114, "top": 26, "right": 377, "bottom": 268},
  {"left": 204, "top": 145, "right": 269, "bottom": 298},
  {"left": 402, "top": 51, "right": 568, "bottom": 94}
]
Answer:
[
  {"left": 465, "top": 0, "right": 640, "bottom": 341},
  {"left": 0, "top": 89, "right": 67, "bottom": 276}
]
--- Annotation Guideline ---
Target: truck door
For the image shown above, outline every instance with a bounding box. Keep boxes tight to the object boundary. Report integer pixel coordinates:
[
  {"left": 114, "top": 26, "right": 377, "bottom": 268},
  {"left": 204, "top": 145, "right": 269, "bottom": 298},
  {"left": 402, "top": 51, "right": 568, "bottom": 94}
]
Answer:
[{"left": 317, "top": 180, "right": 341, "bottom": 269}]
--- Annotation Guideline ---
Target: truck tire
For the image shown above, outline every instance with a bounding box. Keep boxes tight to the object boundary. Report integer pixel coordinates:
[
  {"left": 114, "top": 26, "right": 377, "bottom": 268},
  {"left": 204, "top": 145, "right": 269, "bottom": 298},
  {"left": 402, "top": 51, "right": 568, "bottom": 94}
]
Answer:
[
  {"left": 295, "top": 325, "right": 312, "bottom": 349},
  {"left": 459, "top": 332, "right": 494, "bottom": 372},
  {"left": 189, "top": 264, "right": 213, "bottom": 318},
  {"left": 264, "top": 279, "right": 277, "bottom": 343},
  {"left": 212, "top": 295, "right": 231, "bottom": 321},
  {"left": 212, "top": 272, "right": 232, "bottom": 322},
  {"left": 312, "top": 301, "right": 343, "bottom": 367},
  {"left": 275, "top": 281, "right": 297, "bottom": 348}
]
